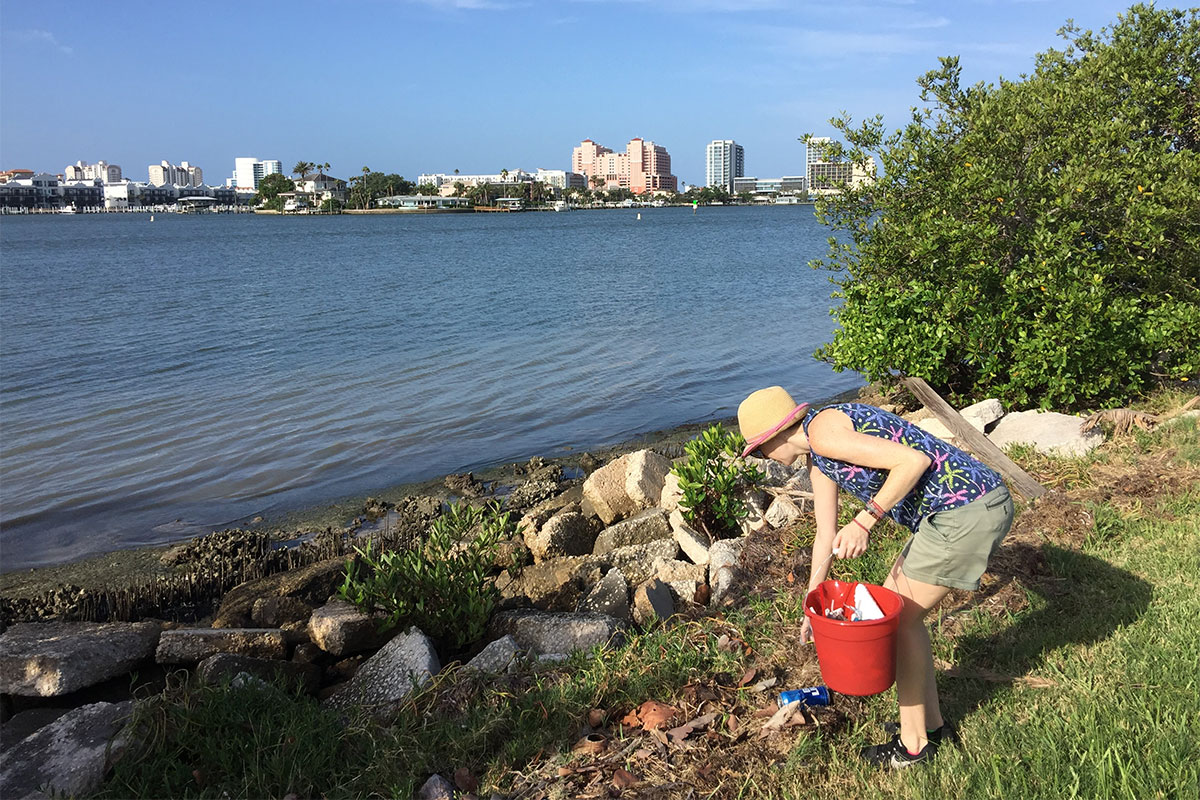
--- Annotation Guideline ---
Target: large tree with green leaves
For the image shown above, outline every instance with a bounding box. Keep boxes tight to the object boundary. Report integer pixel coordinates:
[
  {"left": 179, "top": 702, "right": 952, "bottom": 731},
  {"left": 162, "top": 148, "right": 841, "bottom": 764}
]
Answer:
[
  {"left": 810, "top": 5, "right": 1199, "bottom": 409},
  {"left": 253, "top": 173, "right": 295, "bottom": 210}
]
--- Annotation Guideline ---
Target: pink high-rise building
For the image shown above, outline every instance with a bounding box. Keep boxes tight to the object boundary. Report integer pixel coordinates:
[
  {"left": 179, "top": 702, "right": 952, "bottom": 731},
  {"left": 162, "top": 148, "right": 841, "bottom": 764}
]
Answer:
[{"left": 571, "top": 137, "right": 677, "bottom": 194}]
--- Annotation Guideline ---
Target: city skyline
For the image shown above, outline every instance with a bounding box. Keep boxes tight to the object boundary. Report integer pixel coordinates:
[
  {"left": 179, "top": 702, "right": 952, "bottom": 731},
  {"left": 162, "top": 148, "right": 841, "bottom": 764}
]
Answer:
[{"left": 2, "top": 1, "right": 1136, "bottom": 185}]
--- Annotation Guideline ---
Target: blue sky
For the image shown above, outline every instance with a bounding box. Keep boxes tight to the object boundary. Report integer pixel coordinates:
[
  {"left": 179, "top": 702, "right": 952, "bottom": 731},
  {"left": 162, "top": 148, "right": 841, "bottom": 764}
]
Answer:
[{"left": 1, "top": 0, "right": 1138, "bottom": 186}]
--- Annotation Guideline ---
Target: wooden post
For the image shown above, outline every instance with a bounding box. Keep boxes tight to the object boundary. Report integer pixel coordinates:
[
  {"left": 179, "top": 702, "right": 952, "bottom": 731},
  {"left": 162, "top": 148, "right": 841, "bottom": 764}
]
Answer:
[{"left": 900, "top": 377, "right": 1047, "bottom": 502}]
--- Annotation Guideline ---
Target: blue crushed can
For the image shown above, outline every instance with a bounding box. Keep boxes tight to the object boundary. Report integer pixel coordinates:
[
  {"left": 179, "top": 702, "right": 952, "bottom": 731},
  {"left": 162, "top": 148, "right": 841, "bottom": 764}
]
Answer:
[{"left": 778, "top": 686, "right": 831, "bottom": 707}]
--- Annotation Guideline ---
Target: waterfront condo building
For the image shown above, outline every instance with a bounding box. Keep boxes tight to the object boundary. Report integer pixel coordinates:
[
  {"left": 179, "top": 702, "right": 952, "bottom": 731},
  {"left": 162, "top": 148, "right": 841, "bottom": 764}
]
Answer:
[
  {"left": 806, "top": 136, "right": 876, "bottom": 193},
  {"left": 231, "top": 158, "right": 283, "bottom": 191},
  {"left": 148, "top": 160, "right": 203, "bottom": 187},
  {"left": 705, "top": 140, "right": 744, "bottom": 193},
  {"left": 571, "top": 138, "right": 677, "bottom": 194},
  {"left": 64, "top": 160, "right": 122, "bottom": 184}
]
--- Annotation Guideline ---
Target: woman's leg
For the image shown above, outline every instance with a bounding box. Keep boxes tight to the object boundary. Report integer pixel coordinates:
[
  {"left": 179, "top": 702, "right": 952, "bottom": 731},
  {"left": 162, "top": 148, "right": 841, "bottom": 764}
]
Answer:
[{"left": 884, "top": 556, "right": 952, "bottom": 753}]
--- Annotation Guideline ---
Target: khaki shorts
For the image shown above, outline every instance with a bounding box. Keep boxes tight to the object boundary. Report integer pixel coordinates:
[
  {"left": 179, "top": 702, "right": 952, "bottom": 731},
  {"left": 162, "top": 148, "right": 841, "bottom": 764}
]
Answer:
[{"left": 899, "top": 486, "right": 1015, "bottom": 591}]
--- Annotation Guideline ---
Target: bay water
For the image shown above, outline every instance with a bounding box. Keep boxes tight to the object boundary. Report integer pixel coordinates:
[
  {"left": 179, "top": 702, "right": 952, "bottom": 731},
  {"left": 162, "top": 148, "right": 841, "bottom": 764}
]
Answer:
[{"left": 0, "top": 206, "right": 859, "bottom": 570}]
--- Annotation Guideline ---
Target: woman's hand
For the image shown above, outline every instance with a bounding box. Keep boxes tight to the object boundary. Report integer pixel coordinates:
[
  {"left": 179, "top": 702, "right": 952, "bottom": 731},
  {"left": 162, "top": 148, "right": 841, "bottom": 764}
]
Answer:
[
  {"left": 832, "top": 517, "right": 870, "bottom": 558},
  {"left": 800, "top": 617, "right": 814, "bottom": 645}
]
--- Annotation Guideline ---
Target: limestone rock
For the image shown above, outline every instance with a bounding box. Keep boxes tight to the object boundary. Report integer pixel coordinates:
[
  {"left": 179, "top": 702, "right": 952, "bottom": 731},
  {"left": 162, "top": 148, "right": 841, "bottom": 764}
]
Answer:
[
  {"left": 960, "top": 398, "right": 1005, "bottom": 431},
  {"left": 652, "top": 558, "right": 707, "bottom": 608},
  {"left": 592, "top": 509, "right": 671, "bottom": 555},
  {"left": 499, "top": 556, "right": 601, "bottom": 611},
  {"left": 765, "top": 495, "right": 804, "bottom": 529},
  {"left": 463, "top": 635, "right": 521, "bottom": 675},
  {"left": 581, "top": 454, "right": 637, "bottom": 524},
  {"left": 709, "top": 536, "right": 748, "bottom": 607},
  {"left": 659, "top": 469, "right": 683, "bottom": 511},
  {"left": 576, "top": 568, "right": 631, "bottom": 621},
  {"left": 504, "top": 479, "right": 559, "bottom": 512},
  {"left": 488, "top": 609, "right": 626, "bottom": 656},
  {"left": 738, "top": 489, "right": 769, "bottom": 535},
  {"left": 598, "top": 539, "right": 679, "bottom": 584},
  {"left": 525, "top": 510, "right": 596, "bottom": 563},
  {"left": 624, "top": 450, "right": 673, "bottom": 508},
  {"left": 633, "top": 579, "right": 675, "bottom": 626},
  {"left": 743, "top": 455, "right": 797, "bottom": 487},
  {"left": 308, "top": 600, "right": 389, "bottom": 657},
  {"left": 669, "top": 508, "right": 711, "bottom": 565},
  {"left": 325, "top": 628, "right": 439, "bottom": 708},
  {"left": 0, "top": 621, "right": 160, "bottom": 697},
  {"left": 416, "top": 774, "right": 456, "bottom": 800},
  {"left": 251, "top": 596, "right": 314, "bottom": 628},
  {"left": 0, "top": 701, "right": 132, "bottom": 800},
  {"left": 156, "top": 628, "right": 287, "bottom": 664},
  {"left": 213, "top": 555, "right": 349, "bottom": 628},
  {"left": 197, "top": 653, "right": 321, "bottom": 693},
  {"left": 989, "top": 410, "right": 1104, "bottom": 457},
  {"left": 916, "top": 417, "right": 958, "bottom": 446}
]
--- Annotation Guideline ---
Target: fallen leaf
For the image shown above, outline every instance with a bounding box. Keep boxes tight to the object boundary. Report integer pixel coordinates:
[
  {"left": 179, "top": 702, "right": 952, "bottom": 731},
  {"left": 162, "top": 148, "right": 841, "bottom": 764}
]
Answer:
[
  {"left": 752, "top": 703, "right": 778, "bottom": 719},
  {"left": 649, "top": 727, "right": 670, "bottom": 746},
  {"left": 737, "top": 668, "right": 757, "bottom": 687},
  {"left": 634, "top": 748, "right": 652, "bottom": 760},
  {"left": 557, "top": 766, "right": 575, "bottom": 777},
  {"left": 631, "top": 700, "right": 680, "bottom": 731},
  {"left": 667, "top": 712, "right": 718, "bottom": 744},
  {"left": 587, "top": 708, "right": 607, "bottom": 728},
  {"left": 453, "top": 767, "right": 478, "bottom": 793},
  {"left": 786, "top": 572, "right": 795, "bottom": 584},
  {"left": 760, "top": 701, "right": 809, "bottom": 737},
  {"left": 572, "top": 734, "right": 608, "bottom": 755},
  {"left": 693, "top": 584, "right": 711, "bottom": 605},
  {"left": 696, "top": 763, "right": 714, "bottom": 779},
  {"left": 726, "top": 714, "right": 741, "bottom": 732},
  {"left": 752, "top": 677, "right": 777, "bottom": 692},
  {"left": 612, "top": 768, "right": 639, "bottom": 789}
]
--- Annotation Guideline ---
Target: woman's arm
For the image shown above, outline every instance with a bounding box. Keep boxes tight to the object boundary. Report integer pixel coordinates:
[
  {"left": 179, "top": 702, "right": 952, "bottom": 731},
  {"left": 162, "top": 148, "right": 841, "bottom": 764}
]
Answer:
[
  {"left": 807, "top": 408, "right": 931, "bottom": 554},
  {"left": 808, "top": 465, "right": 839, "bottom": 593}
]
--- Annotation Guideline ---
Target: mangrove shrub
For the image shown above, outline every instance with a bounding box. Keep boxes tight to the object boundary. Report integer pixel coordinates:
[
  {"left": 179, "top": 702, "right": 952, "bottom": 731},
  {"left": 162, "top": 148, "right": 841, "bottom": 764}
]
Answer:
[{"left": 810, "top": 4, "right": 1199, "bottom": 409}]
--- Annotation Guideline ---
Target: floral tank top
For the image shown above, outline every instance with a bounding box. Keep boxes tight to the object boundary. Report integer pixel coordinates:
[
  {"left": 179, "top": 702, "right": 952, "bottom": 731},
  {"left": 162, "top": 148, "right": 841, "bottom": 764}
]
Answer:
[{"left": 802, "top": 403, "right": 1004, "bottom": 530}]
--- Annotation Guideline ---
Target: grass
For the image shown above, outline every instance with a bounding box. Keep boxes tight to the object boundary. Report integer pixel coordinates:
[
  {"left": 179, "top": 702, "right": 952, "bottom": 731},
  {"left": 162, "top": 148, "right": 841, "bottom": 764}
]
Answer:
[{"left": 97, "top": 413, "right": 1200, "bottom": 799}]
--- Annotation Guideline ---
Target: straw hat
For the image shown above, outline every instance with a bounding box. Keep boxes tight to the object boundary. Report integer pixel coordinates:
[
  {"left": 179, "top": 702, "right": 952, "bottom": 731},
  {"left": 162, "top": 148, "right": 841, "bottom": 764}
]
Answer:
[{"left": 737, "top": 386, "right": 809, "bottom": 458}]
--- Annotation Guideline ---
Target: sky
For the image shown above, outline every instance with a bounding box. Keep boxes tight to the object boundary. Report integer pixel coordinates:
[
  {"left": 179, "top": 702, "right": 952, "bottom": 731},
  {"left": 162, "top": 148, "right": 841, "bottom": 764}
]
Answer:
[{"left": 1, "top": 0, "right": 1141, "bottom": 186}]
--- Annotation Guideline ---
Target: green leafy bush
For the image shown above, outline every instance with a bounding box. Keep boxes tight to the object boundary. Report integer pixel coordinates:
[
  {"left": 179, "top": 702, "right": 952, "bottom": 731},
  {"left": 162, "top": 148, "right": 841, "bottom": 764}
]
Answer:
[
  {"left": 809, "top": 4, "right": 1199, "bottom": 410},
  {"left": 671, "top": 424, "right": 764, "bottom": 539},
  {"left": 338, "top": 501, "right": 516, "bottom": 650}
]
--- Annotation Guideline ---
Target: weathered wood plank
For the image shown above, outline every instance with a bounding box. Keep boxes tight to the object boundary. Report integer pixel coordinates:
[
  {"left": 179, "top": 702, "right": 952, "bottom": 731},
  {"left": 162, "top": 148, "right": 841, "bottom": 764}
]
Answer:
[{"left": 900, "top": 377, "right": 1048, "bottom": 501}]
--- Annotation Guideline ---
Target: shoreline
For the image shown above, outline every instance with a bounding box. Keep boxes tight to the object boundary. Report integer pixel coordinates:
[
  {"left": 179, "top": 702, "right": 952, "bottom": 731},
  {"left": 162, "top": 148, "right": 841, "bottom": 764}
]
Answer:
[{"left": 0, "top": 383, "right": 866, "bottom": 600}]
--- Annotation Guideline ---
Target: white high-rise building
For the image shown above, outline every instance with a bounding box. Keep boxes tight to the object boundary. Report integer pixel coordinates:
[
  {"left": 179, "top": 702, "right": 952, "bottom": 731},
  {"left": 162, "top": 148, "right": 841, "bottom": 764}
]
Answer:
[
  {"left": 705, "top": 139, "right": 744, "bottom": 193},
  {"left": 64, "top": 160, "right": 122, "bottom": 183},
  {"left": 232, "top": 158, "right": 282, "bottom": 190},
  {"left": 148, "top": 160, "right": 203, "bottom": 187}
]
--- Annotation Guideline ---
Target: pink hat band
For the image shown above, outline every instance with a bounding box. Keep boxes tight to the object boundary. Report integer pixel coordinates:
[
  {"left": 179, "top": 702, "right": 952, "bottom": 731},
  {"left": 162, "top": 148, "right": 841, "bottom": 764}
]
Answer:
[{"left": 740, "top": 402, "right": 809, "bottom": 458}]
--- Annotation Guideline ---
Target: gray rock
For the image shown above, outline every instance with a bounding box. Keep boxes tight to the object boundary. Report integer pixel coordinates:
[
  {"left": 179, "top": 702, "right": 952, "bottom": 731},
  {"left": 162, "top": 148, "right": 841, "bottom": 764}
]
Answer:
[
  {"left": 308, "top": 600, "right": 389, "bottom": 657},
  {"left": 251, "top": 596, "right": 314, "bottom": 628},
  {"left": 738, "top": 489, "right": 769, "bottom": 535},
  {"left": 463, "top": 635, "right": 521, "bottom": 674},
  {"left": 708, "top": 536, "right": 748, "bottom": 607},
  {"left": 0, "top": 621, "right": 160, "bottom": 697},
  {"left": 213, "top": 555, "right": 350, "bottom": 628},
  {"left": 0, "top": 709, "right": 72, "bottom": 751},
  {"left": 624, "top": 450, "right": 673, "bottom": 509},
  {"left": 989, "top": 409, "right": 1104, "bottom": 457},
  {"left": 0, "top": 701, "right": 132, "bottom": 800},
  {"left": 416, "top": 773, "right": 456, "bottom": 800},
  {"left": 959, "top": 398, "right": 1005, "bottom": 431},
  {"left": 155, "top": 628, "right": 287, "bottom": 664},
  {"left": 499, "top": 556, "right": 601, "bottom": 611},
  {"left": 592, "top": 508, "right": 671, "bottom": 555},
  {"left": 581, "top": 454, "right": 638, "bottom": 524},
  {"left": 598, "top": 539, "right": 679, "bottom": 584},
  {"left": 653, "top": 558, "right": 707, "bottom": 608},
  {"left": 576, "top": 568, "right": 631, "bottom": 621},
  {"left": 488, "top": 609, "right": 627, "bottom": 656},
  {"left": 197, "top": 652, "right": 321, "bottom": 693},
  {"left": 765, "top": 495, "right": 804, "bottom": 529},
  {"left": 669, "top": 508, "right": 711, "bottom": 565},
  {"left": 325, "top": 628, "right": 439, "bottom": 708},
  {"left": 916, "top": 416, "right": 958, "bottom": 446},
  {"left": 633, "top": 579, "right": 675, "bottom": 626},
  {"left": 525, "top": 510, "right": 596, "bottom": 563},
  {"left": 659, "top": 469, "right": 683, "bottom": 512},
  {"left": 743, "top": 455, "right": 797, "bottom": 487}
]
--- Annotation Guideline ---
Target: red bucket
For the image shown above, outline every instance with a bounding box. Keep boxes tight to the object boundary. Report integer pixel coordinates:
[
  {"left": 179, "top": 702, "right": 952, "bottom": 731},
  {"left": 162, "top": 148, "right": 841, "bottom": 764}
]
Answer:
[{"left": 803, "top": 580, "right": 904, "bottom": 696}]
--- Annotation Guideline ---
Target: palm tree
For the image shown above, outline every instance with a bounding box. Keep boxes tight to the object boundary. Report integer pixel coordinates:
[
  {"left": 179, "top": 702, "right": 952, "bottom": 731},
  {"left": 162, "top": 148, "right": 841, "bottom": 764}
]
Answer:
[{"left": 293, "top": 161, "right": 314, "bottom": 180}]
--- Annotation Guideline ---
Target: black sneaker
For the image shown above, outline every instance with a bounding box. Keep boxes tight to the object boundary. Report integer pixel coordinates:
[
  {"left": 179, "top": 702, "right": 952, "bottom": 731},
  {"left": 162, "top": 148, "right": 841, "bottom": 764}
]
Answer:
[
  {"left": 860, "top": 735, "right": 937, "bottom": 768},
  {"left": 883, "top": 720, "right": 959, "bottom": 745}
]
